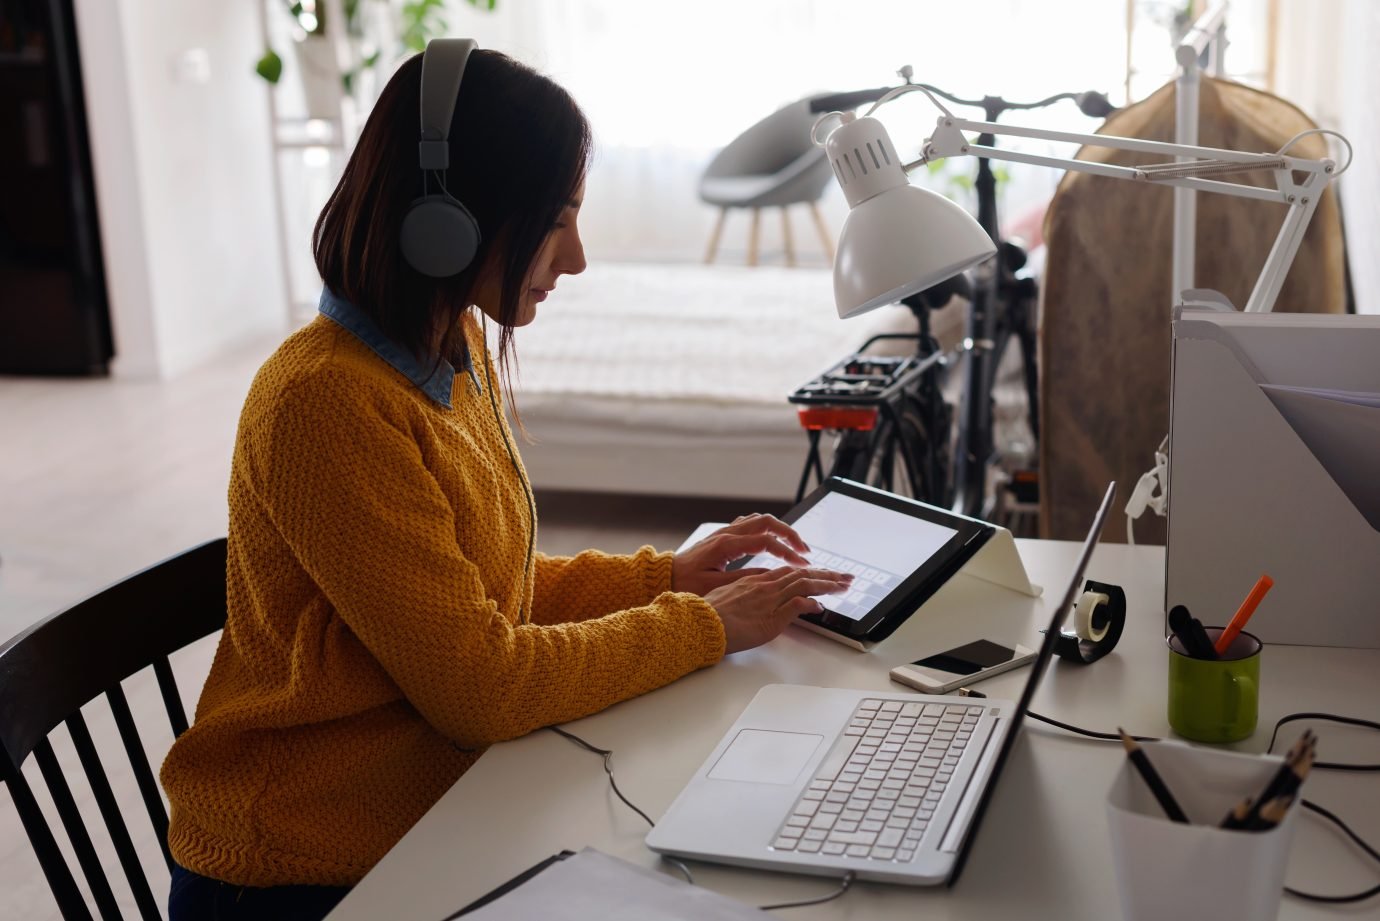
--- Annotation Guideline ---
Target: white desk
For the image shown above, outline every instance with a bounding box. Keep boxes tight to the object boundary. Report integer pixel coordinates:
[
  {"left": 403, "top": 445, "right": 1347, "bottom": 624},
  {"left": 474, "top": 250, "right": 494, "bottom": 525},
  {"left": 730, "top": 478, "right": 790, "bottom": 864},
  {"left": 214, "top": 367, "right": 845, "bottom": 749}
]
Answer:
[{"left": 328, "top": 542, "right": 1380, "bottom": 920}]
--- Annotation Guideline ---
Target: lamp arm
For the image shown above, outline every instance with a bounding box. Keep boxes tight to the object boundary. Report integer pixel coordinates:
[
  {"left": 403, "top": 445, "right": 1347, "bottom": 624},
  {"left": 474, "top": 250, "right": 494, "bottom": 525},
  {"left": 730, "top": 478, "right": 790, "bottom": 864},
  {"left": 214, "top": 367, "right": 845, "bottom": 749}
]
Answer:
[
  {"left": 912, "top": 115, "right": 1339, "bottom": 313},
  {"left": 913, "top": 140, "right": 1292, "bottom": 205},
  {"left": 922, "top": 116, "right": 1334, "bottom": 179}
]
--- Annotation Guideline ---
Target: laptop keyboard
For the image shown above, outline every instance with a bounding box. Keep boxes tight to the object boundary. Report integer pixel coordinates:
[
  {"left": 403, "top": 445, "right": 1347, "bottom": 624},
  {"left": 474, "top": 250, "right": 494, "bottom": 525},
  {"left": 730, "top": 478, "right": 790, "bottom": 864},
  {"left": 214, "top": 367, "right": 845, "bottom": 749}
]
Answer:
[{"left": 771, "top": 699, "right": 982, "bottom": 862}]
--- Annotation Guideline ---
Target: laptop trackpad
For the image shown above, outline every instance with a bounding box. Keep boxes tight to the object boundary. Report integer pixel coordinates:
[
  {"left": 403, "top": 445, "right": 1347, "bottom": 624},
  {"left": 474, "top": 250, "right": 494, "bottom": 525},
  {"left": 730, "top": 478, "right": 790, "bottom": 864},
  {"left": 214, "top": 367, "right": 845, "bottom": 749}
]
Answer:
[{"left": 707, "top": 729, "right": 823, "bottom": 785}]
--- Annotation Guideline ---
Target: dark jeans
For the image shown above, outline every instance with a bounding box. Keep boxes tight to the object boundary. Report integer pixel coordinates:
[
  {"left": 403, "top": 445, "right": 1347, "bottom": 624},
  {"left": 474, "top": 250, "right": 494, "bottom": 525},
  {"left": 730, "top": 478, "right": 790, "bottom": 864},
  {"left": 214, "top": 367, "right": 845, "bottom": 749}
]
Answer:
[{"left": 169, "top": 864, "right": 353, "bottom": 921}]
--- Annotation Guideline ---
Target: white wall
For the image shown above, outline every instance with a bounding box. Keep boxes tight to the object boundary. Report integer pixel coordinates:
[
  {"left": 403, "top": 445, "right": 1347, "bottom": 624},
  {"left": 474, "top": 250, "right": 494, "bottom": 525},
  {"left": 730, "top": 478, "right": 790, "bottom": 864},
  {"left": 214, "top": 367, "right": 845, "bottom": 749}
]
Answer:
[
  {"left": 1272, "top": 0, "right": 1378, "bottom": 314},
  {"left": 72, "top": 0, "right": 288, "bottom": 378},
  {"left": 1337, "top": 0, "right": 1380, "bottom": 313}
]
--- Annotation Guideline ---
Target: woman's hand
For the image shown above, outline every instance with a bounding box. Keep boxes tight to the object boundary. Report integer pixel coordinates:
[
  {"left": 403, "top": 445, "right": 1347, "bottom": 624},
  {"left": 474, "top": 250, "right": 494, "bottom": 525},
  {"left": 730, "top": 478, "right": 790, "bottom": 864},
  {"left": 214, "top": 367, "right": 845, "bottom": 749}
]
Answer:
[
  {"left": 704, "top": 567, "right": 853, "bottom": 654},
  {"left": 671, "top": 513, "right": 814, "bottom": 597}
]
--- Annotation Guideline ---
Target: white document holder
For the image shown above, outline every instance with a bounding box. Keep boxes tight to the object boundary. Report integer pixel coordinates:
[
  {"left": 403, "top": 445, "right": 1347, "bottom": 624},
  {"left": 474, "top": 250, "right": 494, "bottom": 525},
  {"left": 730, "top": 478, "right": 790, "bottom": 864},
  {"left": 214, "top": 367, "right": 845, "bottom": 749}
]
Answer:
[{"left": 1167, "top": 309, "right": 1380, "bottom": 648}]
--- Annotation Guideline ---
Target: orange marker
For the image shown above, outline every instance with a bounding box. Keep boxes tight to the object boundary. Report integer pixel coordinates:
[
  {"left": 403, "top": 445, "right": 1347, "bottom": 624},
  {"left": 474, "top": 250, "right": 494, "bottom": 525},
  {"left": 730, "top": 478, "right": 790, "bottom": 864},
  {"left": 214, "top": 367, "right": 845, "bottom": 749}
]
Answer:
[{"left": 1215, "top": 574, "right": 1274, "bottom": 656}]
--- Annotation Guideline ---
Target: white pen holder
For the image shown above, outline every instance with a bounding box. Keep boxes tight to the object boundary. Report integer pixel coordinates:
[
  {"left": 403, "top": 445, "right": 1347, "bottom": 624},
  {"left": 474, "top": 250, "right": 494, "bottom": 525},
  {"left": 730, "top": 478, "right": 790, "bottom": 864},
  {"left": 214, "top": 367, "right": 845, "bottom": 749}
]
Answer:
[{"left": 1105, "top": 741, "right": 1300, "bottom": 921}]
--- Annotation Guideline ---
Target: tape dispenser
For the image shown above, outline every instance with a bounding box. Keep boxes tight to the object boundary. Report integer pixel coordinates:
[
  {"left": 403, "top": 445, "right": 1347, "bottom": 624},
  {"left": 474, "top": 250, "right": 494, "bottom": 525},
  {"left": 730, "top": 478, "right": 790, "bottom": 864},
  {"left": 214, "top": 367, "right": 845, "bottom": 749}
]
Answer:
[{"left": 1053, "top": 579, "right": 1126, "bottom": 664}]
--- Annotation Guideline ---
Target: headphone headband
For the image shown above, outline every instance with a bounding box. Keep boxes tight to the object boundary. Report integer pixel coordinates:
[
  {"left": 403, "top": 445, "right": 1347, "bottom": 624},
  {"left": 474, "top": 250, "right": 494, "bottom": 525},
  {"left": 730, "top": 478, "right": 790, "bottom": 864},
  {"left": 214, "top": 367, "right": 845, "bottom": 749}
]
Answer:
[{"left": 418, "top": 38, "right": 477, "bottom": 171}]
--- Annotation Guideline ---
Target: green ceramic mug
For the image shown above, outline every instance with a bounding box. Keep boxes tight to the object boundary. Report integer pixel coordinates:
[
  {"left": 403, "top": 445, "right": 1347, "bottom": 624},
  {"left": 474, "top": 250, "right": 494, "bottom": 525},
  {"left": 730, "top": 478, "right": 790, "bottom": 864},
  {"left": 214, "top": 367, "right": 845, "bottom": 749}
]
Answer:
[{"left": 1167, "top": 628, "right": 1261, "bottom": 743}]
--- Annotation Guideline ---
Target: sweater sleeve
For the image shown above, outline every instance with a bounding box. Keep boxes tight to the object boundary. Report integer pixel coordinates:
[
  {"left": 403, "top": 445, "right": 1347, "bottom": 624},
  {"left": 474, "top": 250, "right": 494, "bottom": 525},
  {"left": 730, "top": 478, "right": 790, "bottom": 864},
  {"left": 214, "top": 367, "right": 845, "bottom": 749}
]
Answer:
[
  {"left": 254, "top": 378, "right": 725, "bottom": 749},
  {"left": 529, "top": 549, "right": 676, "bottom": 625}
]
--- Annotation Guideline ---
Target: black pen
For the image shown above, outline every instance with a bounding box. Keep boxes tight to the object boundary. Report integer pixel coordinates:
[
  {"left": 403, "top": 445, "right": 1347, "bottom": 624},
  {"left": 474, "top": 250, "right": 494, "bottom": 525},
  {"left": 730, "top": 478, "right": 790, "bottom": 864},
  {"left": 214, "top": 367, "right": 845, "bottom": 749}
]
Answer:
[
  {"left": 1119, "top": 728, "right": 1189, "bottom": 823},
  {"left": 1187, "top": 616, "right": 1219, "bottom": 660},
  {"left": 1168, "top": 605, "right": 1217, "bottom": 659}
]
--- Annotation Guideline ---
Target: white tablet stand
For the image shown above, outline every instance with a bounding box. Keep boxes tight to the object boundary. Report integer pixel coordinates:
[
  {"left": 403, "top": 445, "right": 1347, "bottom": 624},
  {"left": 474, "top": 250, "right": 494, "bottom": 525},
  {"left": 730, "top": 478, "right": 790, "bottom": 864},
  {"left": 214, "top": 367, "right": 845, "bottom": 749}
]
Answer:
[{"left": 678, "top": 523, "right": 1041, "bottom": 653}]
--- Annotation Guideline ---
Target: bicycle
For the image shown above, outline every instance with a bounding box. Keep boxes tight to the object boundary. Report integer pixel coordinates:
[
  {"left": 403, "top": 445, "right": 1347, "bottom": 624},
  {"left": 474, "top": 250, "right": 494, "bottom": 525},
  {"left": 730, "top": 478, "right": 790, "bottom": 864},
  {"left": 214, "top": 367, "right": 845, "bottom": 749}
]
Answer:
[{"left": 793, "top": 72, "right": 1114, "bottom": 519}]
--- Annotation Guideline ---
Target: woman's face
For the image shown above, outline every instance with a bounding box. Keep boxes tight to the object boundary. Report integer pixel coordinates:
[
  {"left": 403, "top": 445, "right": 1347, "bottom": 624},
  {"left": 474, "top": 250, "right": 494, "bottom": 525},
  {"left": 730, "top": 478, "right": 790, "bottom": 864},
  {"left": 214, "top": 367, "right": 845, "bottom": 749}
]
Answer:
[{"left": 473, "top": 183, "right": 587, "bottom": 327}]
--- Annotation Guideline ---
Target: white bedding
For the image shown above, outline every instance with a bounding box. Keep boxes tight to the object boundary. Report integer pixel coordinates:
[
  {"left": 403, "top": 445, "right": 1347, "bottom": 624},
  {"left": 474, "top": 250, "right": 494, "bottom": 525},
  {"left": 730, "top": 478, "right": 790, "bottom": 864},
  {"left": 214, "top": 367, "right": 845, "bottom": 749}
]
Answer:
[{"left": 506, "top": 262, "right": 954, "bottom": 501}]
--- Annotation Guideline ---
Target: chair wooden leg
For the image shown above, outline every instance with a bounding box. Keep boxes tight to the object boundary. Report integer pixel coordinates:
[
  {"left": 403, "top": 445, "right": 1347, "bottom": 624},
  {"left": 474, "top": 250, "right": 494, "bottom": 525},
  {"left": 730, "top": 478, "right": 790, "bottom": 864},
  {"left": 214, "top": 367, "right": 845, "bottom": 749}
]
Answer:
[
  {"left": 781, "top": 207, "right": 796, "bottom": 267},
  {"left": 704, "top": 208, "right": 728, "bottom": 264},
  {"left": 808, "top": 201, "right": 834, "bottom": 263},
  {"left": 747, "top": 208, "right": 761, "bottom": 266}
]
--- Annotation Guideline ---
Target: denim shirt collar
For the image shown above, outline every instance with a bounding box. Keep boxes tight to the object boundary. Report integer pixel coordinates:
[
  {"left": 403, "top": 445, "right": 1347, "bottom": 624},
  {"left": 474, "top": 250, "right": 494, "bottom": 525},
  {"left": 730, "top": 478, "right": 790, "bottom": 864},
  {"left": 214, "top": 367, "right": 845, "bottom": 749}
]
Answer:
[{"left": 319, "top": 288, "right": 475, "bottom": 408}]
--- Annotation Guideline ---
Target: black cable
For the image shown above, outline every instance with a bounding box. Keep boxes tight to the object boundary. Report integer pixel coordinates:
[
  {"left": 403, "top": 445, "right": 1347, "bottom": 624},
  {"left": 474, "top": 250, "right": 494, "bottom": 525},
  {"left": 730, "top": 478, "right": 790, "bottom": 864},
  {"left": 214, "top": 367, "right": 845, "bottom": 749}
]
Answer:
[
  {"left": 477, "top": 315, "right": 536, "bottom": 625},
  {"left": 1264, "top": 713, "right": 1380, "bottom": 771},
  {"left": 758, "top": 871, "right": 857, "bottom": 911},
  {"left": 546, "top": 726, "right": 695, "bottom": 885},
  {"left": 1027, "top": 710, "right": 1380, "bottom": 904},
  {"left": 547, "top": 725, "right": 655, "bottom": 827},
  {"left": 1025, "top": 710, "right": 1158, "bottom": 742}
]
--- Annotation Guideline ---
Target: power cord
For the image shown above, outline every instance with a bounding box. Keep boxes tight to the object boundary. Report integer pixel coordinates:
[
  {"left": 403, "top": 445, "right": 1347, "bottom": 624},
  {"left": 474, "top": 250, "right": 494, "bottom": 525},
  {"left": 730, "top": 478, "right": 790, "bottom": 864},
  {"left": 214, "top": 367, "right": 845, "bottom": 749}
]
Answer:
[
  {"left": 757, "top": 872, "right": 858, "bottom": 911},
  {"left": 1027, "top": 709, "right": 1380, "bottom": 904},
  {"left": 549, "top": 726, "right": 857, "bottom": 910},
  {"left": 546, "top": 725, "right": 660, "bottom": 833}
]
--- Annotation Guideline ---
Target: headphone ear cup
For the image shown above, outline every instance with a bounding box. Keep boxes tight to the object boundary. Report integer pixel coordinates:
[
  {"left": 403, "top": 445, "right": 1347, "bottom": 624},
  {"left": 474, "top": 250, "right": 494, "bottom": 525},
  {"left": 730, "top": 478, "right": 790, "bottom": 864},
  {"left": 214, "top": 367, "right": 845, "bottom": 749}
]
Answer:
[{"left": 400, "top": 195, "right": 481, "bottom": 278}]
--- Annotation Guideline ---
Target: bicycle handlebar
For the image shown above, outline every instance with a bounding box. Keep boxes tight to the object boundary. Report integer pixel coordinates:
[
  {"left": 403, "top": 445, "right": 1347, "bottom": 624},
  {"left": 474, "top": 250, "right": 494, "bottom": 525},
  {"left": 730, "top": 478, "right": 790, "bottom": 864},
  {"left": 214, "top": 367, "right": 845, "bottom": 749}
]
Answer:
[{"left": 810, "top": 80, "right": 1115, "bottom": 121}]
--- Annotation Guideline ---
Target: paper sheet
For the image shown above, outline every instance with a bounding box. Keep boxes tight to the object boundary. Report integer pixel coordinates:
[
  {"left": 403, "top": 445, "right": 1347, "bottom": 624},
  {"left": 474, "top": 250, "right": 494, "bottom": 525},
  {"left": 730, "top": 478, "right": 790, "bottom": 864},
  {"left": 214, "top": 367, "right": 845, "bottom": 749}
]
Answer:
[
  {"left": 460, "top": 848, "right": 767, "bottom": 920},
  {"left": 1260, "top": 384, "right": 1380, "bottom": 531}
]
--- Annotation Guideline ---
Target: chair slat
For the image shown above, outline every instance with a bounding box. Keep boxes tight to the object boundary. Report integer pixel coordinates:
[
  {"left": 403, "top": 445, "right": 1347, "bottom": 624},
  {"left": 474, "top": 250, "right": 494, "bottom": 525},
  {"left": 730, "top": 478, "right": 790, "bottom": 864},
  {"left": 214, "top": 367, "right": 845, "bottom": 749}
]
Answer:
[
  {"left": 2, "top": 756, "right": 95, "bottom": 921},
  {"left": 0, "top": 538, "right": 227, "bottom": 918},
  {"left": 67, "top": 713, "right": 163, "bottom": 921},
  {"left": 34, "top": 739, "right": 122, "bottom": 921},
  {"left": 106, "top": 685, "right": 173, "bottom": 873},
  {"left": 152, "top": 657, "right": 188, "bottom": 739}
]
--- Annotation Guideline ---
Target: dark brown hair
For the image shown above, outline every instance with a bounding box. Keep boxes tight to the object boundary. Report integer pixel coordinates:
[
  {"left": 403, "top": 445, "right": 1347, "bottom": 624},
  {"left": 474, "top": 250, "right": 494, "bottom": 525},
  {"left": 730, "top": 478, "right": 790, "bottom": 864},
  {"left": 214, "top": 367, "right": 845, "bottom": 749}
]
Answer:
[{"left": 314, "top": 49, "right": 592, "bottom": 384}]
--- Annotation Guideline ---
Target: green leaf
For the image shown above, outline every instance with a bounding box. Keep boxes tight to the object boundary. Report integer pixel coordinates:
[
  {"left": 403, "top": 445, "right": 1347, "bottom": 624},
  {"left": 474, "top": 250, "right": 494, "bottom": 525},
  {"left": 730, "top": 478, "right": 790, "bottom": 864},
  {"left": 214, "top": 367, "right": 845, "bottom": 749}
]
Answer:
[
  {"left": 363, "top": 51, "right": 381, "bottom": 68},
  {"left": 342, "top": 69, "right": 356, "bottom": 96},
  {"left": 255, "top": 49, "right": 284, "bottom": 84}
]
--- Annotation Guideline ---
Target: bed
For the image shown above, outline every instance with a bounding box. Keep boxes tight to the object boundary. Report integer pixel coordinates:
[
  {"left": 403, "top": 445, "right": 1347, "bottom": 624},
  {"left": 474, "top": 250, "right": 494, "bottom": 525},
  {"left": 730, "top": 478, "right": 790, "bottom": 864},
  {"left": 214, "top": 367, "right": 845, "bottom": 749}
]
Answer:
[{"left": 506, "top": 262, "right": 965, "bottom": 502}]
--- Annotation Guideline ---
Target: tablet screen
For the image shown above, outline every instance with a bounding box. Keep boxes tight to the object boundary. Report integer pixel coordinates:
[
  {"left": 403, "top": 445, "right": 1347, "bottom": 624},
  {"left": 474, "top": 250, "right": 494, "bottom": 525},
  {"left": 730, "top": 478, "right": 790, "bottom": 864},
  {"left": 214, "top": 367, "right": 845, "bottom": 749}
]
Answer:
[{"left": 743, "top": 489, "right": 960, "bottom": 621}]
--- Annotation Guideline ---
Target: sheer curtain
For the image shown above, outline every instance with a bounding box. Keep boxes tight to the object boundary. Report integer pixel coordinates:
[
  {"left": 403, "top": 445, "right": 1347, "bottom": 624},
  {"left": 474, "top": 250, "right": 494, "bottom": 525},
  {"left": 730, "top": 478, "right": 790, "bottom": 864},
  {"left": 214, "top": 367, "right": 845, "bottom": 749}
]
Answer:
[
  {"left": 441, "top": 0, "right": 1130, "bottom": 265},
  {"left": 284, "top": 1, "right": 1306, "bottom": 294}
]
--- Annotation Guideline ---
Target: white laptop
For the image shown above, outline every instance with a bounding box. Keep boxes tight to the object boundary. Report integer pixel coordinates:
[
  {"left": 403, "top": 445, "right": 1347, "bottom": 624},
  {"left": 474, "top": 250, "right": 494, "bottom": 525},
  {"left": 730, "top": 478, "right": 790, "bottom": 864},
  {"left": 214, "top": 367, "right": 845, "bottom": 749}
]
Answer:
[{"left": 646, "top": 483, "right": 1116, "bottom": 886}]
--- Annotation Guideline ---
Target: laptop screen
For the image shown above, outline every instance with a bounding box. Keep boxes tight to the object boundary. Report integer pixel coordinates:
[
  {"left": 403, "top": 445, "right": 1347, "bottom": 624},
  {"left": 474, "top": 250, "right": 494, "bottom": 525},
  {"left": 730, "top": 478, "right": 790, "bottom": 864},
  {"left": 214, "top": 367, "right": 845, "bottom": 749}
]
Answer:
[{"left": 946, "top": 481, "right": 1117, "bottom": 885}]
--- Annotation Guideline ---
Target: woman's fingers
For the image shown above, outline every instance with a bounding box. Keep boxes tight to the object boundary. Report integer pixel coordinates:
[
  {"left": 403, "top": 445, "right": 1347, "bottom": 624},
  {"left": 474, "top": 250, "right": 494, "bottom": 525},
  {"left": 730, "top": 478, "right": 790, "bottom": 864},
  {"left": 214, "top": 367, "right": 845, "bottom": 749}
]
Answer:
[
  {"left": 781, "top": 594, "right": 826, "bottom": 617},
  {"left": 754, "top": 566, "right": 852, "bottom": 591},
  {"left": 707, "top": 532, "right": 810, "bottom": 568},
  {"left": 775, "top": 573, "right": 854, "bottom": 605},
  {"left": 722, "top": 513, "right": 810, "bottom": 554}
]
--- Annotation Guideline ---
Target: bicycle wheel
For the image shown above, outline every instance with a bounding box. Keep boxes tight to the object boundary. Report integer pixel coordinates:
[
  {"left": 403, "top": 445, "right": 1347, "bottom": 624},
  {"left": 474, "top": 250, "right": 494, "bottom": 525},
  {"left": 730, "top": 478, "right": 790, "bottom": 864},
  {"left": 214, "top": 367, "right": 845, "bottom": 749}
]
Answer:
[{"left": 827, "top": 396, "right": 950, "bottom": 505}]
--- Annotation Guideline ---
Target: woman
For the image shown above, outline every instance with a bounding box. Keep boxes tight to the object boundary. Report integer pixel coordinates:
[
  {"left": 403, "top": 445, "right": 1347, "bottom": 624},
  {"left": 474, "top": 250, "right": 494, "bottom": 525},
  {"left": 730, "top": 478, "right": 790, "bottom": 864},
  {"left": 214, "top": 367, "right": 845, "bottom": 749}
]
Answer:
[{"left": 160, "top": 44, "right": 851, "bottom": 920}]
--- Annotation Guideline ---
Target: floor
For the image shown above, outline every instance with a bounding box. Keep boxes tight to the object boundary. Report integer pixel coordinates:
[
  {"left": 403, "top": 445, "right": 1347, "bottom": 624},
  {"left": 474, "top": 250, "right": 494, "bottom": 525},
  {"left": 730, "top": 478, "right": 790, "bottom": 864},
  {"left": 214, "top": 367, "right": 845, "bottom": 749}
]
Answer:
[{"left": 0, "top": 333, "right": 784, "bottom": 920}]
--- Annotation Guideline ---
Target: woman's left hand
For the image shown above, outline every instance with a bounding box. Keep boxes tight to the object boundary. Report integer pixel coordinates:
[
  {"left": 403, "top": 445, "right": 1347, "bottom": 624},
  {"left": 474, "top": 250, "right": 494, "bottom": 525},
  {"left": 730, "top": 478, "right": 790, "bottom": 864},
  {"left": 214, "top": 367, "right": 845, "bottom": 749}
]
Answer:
[{"left": 671, "top": 513, "right": 814, "bottom": 597}]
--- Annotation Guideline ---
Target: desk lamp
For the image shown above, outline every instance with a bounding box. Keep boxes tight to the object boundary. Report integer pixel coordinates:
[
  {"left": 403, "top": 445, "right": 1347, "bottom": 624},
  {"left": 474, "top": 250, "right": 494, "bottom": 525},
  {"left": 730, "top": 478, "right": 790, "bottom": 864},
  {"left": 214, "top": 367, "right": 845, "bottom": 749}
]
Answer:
[{"left": 812, "top": 84, "right": 1351, "bottom": 320}]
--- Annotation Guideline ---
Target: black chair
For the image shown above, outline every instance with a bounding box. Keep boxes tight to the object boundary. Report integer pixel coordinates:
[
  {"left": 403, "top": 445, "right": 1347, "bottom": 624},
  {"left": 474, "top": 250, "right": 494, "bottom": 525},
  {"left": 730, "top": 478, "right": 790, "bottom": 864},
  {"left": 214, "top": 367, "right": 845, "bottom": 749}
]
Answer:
[{"left": 0, "top": 538, "right": 227, "bottom": 921}]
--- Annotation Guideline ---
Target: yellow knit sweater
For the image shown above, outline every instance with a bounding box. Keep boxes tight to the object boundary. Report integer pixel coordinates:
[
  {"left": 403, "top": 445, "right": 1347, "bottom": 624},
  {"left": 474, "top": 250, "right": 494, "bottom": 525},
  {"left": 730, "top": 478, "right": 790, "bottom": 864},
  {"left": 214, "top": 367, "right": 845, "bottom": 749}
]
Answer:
[{"left": 160, "top": 312, "right": 725, "bottom": 887}]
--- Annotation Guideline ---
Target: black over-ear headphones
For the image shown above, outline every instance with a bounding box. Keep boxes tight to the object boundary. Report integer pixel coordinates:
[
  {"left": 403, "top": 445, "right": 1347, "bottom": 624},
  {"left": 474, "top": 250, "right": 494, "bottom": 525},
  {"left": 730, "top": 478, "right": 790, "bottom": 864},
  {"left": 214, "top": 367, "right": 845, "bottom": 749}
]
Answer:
[{"left": 399, "top": 38, "right": 482, "bottom": 278}]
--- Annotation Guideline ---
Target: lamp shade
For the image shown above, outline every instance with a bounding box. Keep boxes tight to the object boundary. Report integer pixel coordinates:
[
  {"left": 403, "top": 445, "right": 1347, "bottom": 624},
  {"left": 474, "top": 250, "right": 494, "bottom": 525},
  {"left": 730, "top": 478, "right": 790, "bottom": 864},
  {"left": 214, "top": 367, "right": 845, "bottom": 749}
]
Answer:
[{"left": 821, "top": 113, "right": 996, "bottom": 318}]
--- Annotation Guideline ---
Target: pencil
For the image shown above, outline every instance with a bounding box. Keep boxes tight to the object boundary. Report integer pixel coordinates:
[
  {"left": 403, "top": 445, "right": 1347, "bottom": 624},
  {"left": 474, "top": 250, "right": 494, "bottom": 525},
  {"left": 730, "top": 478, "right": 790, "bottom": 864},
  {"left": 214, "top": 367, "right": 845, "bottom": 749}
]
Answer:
[
  {"left": 1220, "top": 796, "right": 1254, "bottom": 830},
  {"left": 1118, "top": 728, "right": 1189, "bottom": 823},
  {"left": 1249, "top": 794, "right": 1295, "bottom": 831},
  {"left": 1241, "top": 731, "right": 1314, "bottom": 827},
  {"left": 1214, "top": 573, "right": 1274, "bottom": 657}
]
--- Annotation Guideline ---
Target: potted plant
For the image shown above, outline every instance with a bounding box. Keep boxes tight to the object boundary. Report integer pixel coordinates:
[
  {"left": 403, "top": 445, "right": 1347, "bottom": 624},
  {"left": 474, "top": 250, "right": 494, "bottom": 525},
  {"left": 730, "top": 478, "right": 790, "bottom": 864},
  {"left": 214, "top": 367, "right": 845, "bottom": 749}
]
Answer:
[{"left": 256, "top": 0, "right": 495, "bottom": 117}]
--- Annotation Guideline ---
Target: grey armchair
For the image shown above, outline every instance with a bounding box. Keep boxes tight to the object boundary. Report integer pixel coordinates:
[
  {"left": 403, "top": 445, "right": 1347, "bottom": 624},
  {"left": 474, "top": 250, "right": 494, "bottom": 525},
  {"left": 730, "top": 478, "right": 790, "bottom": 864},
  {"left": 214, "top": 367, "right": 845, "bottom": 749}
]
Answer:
[{"left": 699, "top": 96, "right": 836, "bottom": 266}]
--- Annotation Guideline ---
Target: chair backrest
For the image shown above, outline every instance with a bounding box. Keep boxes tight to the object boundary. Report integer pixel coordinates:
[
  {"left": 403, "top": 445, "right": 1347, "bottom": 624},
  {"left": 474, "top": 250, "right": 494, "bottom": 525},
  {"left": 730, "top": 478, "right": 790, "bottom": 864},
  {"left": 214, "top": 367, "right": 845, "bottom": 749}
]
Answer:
[
  {"left": 0, "top": 538, "right": 228, "bottom": 921},
  {"left": 702, "top": 97, "right": 827, "bottom": 179}
]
